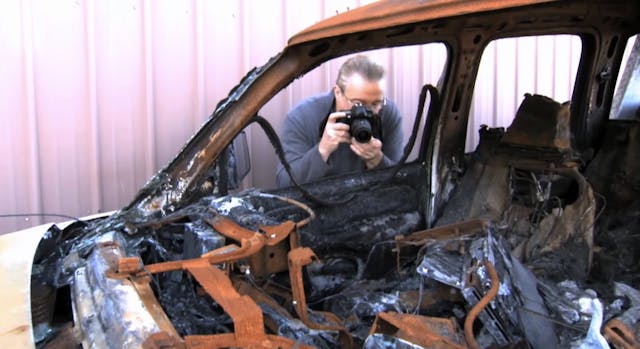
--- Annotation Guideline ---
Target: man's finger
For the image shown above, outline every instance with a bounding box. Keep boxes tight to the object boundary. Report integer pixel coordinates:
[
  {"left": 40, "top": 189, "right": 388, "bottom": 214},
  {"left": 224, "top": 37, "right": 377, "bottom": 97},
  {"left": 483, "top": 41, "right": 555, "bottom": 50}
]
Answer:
[{"left": 327, "top": 111, "right": 348, "bottom": 123}]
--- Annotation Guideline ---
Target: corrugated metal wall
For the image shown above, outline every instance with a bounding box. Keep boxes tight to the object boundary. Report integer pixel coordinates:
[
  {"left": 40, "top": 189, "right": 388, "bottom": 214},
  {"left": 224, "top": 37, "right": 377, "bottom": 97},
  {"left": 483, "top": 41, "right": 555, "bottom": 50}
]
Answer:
[{"left": 0, "top": 0, "right": 580, "bottom": 235}]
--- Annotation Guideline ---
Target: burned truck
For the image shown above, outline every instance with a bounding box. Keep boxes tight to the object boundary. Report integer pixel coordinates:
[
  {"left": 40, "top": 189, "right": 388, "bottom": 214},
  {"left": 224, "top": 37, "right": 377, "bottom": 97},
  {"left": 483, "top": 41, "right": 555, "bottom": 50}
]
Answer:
[{"left": 27, "top": 0, "right": 640, "bottom": 348}]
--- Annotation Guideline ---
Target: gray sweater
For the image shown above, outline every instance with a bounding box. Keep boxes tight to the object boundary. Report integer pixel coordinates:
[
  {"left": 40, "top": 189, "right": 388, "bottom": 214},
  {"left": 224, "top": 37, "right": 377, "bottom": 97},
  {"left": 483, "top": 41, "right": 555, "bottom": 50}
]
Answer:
[{"left": 276, "top": 91, "right": 403, "bottom": 188}]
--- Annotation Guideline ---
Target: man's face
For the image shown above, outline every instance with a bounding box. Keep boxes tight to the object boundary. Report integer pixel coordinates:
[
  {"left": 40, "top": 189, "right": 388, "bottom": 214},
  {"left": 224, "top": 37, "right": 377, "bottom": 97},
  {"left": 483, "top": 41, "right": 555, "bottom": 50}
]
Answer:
[{"left": 334, "top": 73, "right": 386, "bottom": 114}]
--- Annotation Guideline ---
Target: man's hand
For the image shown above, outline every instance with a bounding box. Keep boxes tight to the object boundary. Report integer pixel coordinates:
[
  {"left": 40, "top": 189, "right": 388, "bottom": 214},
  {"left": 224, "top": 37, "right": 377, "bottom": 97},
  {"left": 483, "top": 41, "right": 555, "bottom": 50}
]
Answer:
[
  {"left": 318, "top": 112, "right": 351, "bottom": 162},
  {"left": 351, "top": 137, "right": 383, "bottom": 169}
]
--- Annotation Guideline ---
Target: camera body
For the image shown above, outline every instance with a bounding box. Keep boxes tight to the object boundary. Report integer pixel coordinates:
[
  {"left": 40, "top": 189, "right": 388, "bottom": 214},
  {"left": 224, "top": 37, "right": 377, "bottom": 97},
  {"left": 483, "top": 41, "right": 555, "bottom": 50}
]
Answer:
[{"left": 337, "top": 104, "right": 378, "bottom": 143}]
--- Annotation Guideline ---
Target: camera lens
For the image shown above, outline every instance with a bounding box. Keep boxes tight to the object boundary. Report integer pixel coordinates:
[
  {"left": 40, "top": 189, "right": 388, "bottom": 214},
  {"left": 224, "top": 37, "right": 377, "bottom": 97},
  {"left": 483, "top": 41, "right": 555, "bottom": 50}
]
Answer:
[{"left": 351, "top": 118, "right": 372, "bottom": 143}]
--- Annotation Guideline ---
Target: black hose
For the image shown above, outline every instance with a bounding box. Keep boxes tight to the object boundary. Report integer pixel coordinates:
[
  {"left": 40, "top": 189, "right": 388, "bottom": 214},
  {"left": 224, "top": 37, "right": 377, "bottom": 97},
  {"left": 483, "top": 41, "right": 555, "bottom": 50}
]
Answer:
[{"left": 390, "top": 84, "right": 440, "bottom": 179}]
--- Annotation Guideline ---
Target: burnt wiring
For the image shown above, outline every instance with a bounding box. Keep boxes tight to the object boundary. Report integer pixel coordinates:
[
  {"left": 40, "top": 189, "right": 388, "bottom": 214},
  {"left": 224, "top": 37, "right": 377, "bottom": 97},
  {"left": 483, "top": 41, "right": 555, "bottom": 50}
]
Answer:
[
  {"left": 585, "top": 190, "right": 607, "bottom": 233},
  {"left": 254, "top": 192, "right": 315, "bottom": 228}
]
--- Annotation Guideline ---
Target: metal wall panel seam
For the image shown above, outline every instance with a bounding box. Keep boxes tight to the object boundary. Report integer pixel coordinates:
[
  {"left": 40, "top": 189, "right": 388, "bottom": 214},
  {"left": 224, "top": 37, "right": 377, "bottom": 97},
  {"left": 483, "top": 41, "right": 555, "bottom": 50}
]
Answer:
[
  {"left": 21, "top": 0, "right": 43, "bottom": 228},
  {"left": 551, "top": 36, "right": 557, "bottom": 98},
  {"left": 283, "top": 0, "right": 294, "bottom": 112},
  {"left": 491, "top": 41, "right": 499, "bottom": 127},
  {"left": 195, "top": 0, "right": 206, "bottom": 128},
  {"left": 84, "top": 0, "right": 103, "bottom": 213},
  {"left": 143, "top": 0, "right": 157, "bottom": 176},
  {"left": 240, "top": 0, "right": 254, "bottom": 187}
]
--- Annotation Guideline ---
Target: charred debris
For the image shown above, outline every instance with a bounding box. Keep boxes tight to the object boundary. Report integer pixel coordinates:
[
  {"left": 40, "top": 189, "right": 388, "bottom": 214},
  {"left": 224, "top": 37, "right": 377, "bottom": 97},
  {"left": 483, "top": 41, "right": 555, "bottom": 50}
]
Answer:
[{"left": 31, "top": 94, "right": 640, "bottom": 348}]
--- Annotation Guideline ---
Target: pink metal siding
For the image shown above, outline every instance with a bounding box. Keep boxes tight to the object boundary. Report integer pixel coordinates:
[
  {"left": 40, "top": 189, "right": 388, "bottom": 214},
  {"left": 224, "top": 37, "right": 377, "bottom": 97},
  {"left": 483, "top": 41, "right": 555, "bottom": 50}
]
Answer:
[{"left": 0, "top": 0, "right": 578, "bottom": 234}]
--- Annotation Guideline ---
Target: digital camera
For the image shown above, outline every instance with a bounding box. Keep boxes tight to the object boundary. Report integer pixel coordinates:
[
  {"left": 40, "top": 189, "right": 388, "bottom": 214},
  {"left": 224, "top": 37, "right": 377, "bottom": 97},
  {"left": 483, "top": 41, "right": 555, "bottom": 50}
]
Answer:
[{"left": 337, "top": 104, "right": 377, "bottom": 143}]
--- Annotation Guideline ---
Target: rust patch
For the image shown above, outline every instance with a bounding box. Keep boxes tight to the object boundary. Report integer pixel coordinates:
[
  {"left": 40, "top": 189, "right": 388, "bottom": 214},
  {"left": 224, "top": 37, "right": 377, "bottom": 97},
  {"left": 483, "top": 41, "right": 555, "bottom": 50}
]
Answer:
[
  {"left": 3, "top": 325, "right": 29, "bottom": 335},
  {"left": 603, "top": 319, "right": 640, "bottom": 349},
  {"left": 370, "top": 312, "right": 467, "bottom": 349}
]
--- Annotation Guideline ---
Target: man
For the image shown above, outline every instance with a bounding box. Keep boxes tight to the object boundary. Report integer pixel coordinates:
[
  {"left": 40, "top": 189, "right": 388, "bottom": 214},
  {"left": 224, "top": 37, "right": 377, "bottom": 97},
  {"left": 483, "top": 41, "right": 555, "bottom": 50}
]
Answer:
[{"left": 276, "top": 55, "right": 403, "bottom": 188}]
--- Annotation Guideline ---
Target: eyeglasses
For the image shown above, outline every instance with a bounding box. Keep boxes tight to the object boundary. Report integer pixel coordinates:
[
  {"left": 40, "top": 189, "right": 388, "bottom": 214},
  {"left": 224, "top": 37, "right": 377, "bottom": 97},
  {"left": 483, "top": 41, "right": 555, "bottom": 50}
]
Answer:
[{"left": 340, "top": 89, "right": 386, "bottom": 113}]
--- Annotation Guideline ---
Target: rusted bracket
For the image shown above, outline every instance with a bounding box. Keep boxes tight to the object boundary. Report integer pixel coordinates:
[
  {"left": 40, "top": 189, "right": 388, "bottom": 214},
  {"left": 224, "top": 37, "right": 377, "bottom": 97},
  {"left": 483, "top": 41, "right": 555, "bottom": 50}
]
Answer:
[
  {"left": 369, "top": 312, "right": 468, "bottom": 349},
  {"left": 603, "top": 318, "right": 640, "bottom": 349},
  {"left": 287, "top": 247, "right": 354, "bottom": 348}
]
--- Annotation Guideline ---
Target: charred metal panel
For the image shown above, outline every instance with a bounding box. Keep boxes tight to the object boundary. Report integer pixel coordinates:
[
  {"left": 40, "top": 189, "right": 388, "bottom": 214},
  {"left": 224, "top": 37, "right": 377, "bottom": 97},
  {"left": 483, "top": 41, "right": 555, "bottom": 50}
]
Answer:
[
  {"left": 72, "top": 232, "right": 180, "bottom": 349},
  {"left": 586, "top": 120, "right": 640, "bottom": 210},
  {"left": 182, "top": 221, "right": 226, "bottom": 260}
]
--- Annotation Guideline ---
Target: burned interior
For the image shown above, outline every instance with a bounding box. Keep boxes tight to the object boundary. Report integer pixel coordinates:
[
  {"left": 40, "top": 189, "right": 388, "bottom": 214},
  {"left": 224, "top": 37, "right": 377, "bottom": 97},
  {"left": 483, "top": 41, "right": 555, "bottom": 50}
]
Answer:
[{"left": 29, "top": 1, "right": 640, "bottom": 348}]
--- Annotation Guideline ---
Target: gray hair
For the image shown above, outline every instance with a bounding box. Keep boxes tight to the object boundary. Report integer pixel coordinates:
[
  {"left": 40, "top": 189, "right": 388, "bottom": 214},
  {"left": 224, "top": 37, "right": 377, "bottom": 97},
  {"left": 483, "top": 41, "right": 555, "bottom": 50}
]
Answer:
[{"left": 336, "top": 55, "right": 385, "bottom": 91}]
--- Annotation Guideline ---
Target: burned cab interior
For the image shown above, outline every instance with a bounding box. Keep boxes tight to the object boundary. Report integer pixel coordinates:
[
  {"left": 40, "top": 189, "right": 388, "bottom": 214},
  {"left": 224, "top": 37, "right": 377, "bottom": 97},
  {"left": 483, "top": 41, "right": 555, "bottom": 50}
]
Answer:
[{"left": 30, "top": 1, "right": 640, "bottom": 349}]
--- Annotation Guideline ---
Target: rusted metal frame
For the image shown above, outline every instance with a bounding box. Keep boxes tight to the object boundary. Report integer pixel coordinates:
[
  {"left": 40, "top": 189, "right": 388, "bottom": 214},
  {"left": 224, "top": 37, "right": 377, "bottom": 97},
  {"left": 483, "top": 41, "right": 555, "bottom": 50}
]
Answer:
[
  {"left": 233, "top": 278, "right": 294, "bottom": 334},
  {"left": 139, "top": 241, "right": 308, "bottom": 348},
  {"left": 287, "top": 247, "right": 354, "bottom": 348},
  {"left": 246, "top": 220, "right": 297, "bottom": 277},
  {"left": 143, "top": 261, "right": 312, "bottom": 349},
  {"left": 142, "top": 235, "right": 264, "bottom": 275},
  {"left": 603, "top": 319, "right": 640, "bottom": 349},
  {"left": 110, "top": 217, "right": 303, "bottom": 347},
  {"left": 116, "top": 216, "right": 293, "bottom": 276},
  {"left": 180, "top": 261, "right": 314, "bottom": 348},
  {"left": 464, "top": 261, "right": 500, "bottom": 349},
  {"left": 113, "top": 211, "right": 309, "bottom": 347},
  {"left": 369, "top": 312, "right": 468, "bottom": 349},
  {"left": 259, "top": 220, "right": 296, "bottom": 246},
  {"left": 186, "top": 261, "right": 266, "bottom": 344},
  {"left": 142, "top": 331, "right": 187, "bottom": 349}
]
